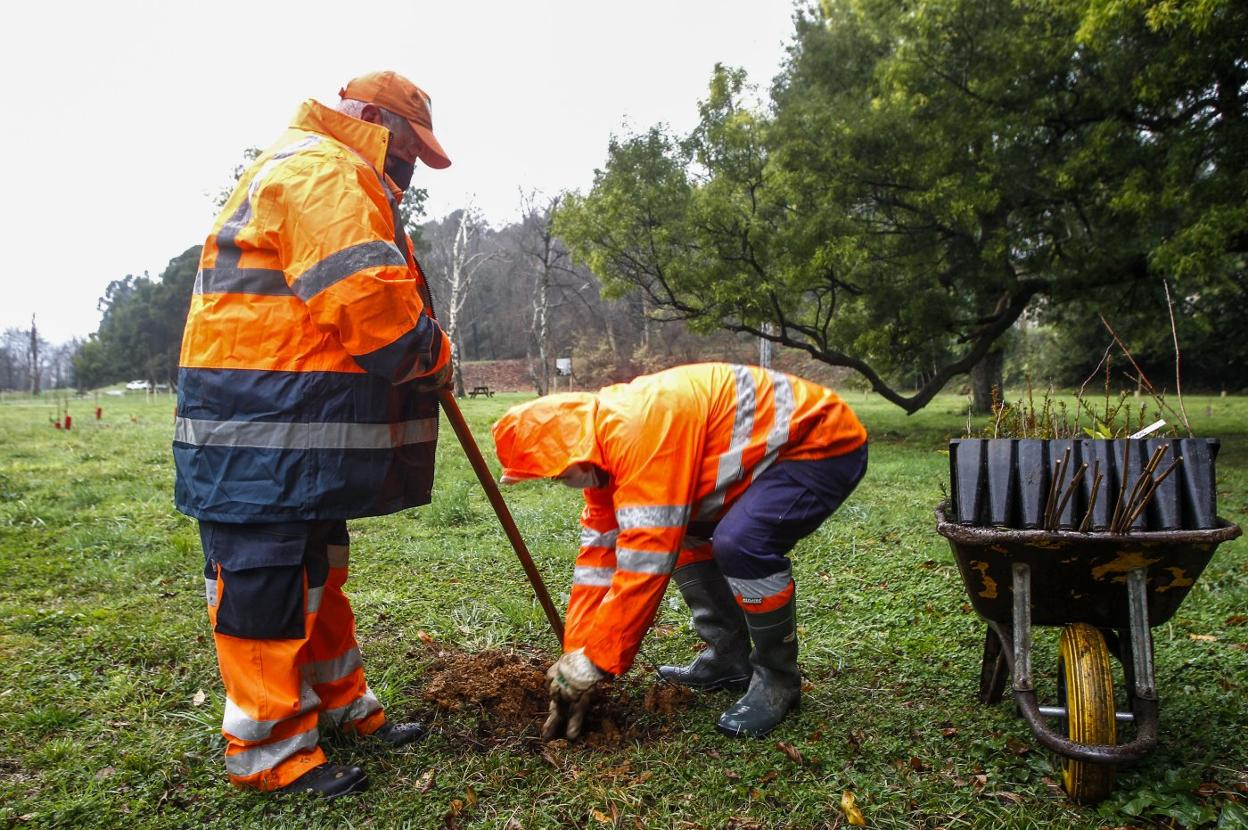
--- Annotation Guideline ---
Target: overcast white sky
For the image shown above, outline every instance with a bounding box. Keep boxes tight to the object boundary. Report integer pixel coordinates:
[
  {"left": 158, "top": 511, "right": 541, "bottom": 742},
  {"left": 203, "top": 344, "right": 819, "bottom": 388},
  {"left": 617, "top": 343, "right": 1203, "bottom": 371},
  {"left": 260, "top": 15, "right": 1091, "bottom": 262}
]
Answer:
[{"left": 0, "top": 0, "right": 798, "bottom": 343}]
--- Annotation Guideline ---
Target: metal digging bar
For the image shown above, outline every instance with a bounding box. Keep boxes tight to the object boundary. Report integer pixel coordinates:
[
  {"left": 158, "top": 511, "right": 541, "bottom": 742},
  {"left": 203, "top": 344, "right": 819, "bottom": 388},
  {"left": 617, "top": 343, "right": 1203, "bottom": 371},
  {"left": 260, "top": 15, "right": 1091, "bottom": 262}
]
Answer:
[
  {"left": 439, "top": 388, "right": 566, "bottom": 644},
  {"left": 413, "top": 276, "right": 565, "bottom": 643}
]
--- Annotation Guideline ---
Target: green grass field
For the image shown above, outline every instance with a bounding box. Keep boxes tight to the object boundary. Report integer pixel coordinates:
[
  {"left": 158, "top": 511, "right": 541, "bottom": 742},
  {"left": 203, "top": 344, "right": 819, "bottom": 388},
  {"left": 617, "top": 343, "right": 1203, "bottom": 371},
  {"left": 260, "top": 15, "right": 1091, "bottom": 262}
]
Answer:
[{"left": 1, "top": 389, "right": 1245, "bottom": 829}]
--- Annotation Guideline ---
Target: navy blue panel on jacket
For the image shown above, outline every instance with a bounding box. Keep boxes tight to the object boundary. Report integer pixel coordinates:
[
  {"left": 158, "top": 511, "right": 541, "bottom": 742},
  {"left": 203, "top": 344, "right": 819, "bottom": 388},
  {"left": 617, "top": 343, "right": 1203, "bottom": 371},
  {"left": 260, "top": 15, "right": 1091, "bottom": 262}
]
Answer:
[{"left": 173, "top": 367, "right": 439, "bottom": 522}]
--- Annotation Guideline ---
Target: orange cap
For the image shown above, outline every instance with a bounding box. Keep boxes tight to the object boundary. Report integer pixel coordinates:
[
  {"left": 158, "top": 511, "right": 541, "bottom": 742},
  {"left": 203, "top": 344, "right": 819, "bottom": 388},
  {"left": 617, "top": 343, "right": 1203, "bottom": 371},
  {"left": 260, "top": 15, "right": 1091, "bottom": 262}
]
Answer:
[{"left": 339, "top": 70, "right": 451, "bottom": 169}]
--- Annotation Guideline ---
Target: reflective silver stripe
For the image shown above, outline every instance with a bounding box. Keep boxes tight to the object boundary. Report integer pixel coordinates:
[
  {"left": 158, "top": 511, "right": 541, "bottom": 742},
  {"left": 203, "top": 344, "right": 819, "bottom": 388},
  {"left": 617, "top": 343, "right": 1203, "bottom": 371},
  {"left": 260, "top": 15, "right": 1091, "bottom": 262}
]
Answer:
[
  {"left": 205, "top": 578, "right": 218, "bottom": 607},
  {"left": 696, "top": 365, "right": 757, "bottom": 519},
  {"left": 292, "top": 240, "right": 408, "bottom": 302},
  {"left": 193, "top": 266, "right": 291, "bottom": 296},
  {"left": 616, "top": 548, "right": 678, "bottom": 576},
  {"left": 324, "top": 686, "right": 382, "bottom": 727},
  {"left": 750, "top": 370, "right": 797, "bottom": 483},
  {"left": 247, "top": 136, "right": 322, "bottom": 200},
  {"left": 222, "top": 685, "right": 321, "bottom": 742},
  {"left": 224, "top": 727, "right": 319, "bottom": 778},
  {"left": 306, "top": 586, "right": 324, "bottom": 614},
  {"left": 726, "top": 570, "right": 793, "bottom": 600},
  {"left": 174, "top": 416, "right": 438, "bottom": 450},
  {"left": 573, "top": 566, "right": 616, "bottom": 587},
  {"left": 301, "top": 647, "right": 363, "bottom": 685},
  {"left": 615, "top": 504, "right": 689, "bottom": 530},
  {"left": 580, "top": 527, "right": 618, "bottom": 549},
  {"left": 328, "top": 544, "right": 350, "bottom": 568}
]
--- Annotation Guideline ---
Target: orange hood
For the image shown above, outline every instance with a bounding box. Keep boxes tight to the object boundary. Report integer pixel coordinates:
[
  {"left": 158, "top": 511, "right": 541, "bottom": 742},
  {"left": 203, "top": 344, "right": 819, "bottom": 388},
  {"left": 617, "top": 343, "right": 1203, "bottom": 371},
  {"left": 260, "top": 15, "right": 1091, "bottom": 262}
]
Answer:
[{"left": 492, "top": 393, "right": 603, "bottom": 481}]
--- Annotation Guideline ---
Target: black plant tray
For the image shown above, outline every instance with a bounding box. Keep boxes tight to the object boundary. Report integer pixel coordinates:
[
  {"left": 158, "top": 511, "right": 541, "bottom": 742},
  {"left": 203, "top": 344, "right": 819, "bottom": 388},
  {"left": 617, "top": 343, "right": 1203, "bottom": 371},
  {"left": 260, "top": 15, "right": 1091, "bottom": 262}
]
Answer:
[{"left": 949, "top": 438, "right": 1219, "bottom": 531}]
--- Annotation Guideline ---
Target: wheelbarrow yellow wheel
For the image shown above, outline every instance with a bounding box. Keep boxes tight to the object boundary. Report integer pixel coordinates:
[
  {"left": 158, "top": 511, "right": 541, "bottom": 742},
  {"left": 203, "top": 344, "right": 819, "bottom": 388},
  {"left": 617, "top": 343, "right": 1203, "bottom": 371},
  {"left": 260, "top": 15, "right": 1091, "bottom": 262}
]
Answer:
[{"left": 1058, "top": 623, "right": 1117, "bottom": 804}]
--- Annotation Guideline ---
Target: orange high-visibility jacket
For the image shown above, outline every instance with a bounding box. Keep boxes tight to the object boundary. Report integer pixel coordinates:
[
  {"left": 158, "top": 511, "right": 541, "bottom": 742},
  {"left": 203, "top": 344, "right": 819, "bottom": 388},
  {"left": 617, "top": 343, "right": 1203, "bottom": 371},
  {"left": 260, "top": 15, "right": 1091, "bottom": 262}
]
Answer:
[
  {"left": 174, "top": 99, "right": 450, "bottom": 522},
  {"left": 493, "top": 363, "right": 867, "bottom": 675}
]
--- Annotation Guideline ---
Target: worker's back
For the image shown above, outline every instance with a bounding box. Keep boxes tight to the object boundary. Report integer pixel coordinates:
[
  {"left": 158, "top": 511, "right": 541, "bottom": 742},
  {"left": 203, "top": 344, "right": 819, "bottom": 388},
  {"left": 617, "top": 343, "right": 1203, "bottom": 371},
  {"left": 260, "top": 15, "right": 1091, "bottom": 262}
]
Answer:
[{"left": 595, "top": 362, "right": 866, "bottom": 522}]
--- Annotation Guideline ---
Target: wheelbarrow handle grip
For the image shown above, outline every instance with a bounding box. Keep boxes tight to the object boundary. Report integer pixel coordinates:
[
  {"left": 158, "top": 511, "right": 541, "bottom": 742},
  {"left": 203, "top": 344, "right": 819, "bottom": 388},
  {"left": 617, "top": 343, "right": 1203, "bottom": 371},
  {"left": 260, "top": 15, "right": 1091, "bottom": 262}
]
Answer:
[{"left": 438, "top": 388, "right": 566, "bottom": 644}]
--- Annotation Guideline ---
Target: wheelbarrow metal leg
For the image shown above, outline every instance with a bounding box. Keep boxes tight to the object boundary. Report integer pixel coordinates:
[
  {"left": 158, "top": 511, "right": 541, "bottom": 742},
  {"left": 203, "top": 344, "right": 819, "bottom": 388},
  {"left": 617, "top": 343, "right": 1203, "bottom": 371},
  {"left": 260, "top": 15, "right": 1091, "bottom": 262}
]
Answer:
[
  {"left": 1011, "top": 562, "right": 1033, "bottom": 692},
  {"left": 1127, "top": 568, "right": 1157, "bottom": 702}
]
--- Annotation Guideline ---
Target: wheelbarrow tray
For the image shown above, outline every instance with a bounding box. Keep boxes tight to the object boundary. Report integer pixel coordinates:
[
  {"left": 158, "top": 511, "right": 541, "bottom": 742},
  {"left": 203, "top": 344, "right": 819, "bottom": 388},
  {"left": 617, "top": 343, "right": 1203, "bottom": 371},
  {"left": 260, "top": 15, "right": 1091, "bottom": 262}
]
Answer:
[{"left": 935, "top": 502, "right": 1241, "bottom": 629}]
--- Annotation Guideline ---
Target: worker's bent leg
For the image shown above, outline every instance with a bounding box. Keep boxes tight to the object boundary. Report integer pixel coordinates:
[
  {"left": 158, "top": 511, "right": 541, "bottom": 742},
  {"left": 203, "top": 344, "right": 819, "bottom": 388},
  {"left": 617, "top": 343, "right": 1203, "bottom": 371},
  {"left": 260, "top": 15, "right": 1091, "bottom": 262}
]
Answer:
[
  {"left": 200, "top": 521, "right": 328, "bottom": 790},
  {"left": 712, "top": 445, "right": 868, "bottom": 611},
  {"left": 659, "top": 525, "right": 752, "bottom": 690},
  {"left": 711, "top": 445, "right": 868, "bottom": 738},
  {"left": 302, "top": 522, "right": 385, "bottom": 736}
]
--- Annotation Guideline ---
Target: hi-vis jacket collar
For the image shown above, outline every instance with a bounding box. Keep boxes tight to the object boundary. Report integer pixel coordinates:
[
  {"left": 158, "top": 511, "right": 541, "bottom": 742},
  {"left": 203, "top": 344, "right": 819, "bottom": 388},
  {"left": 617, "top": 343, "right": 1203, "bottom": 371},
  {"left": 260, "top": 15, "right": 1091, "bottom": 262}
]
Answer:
[{"left": 291, "top": 99, "right": 397, "bottom": 197}]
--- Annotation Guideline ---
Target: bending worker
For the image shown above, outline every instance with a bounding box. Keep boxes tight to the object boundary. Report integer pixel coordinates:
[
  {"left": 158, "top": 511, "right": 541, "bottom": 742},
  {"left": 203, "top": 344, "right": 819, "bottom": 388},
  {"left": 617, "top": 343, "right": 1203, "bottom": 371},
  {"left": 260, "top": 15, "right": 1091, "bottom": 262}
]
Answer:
[
  {"left": 492, "top": 362, "right": 868, "bottom": 740},
  {"left": 173, "top": 71, "right": 452, "bottom": 798}
]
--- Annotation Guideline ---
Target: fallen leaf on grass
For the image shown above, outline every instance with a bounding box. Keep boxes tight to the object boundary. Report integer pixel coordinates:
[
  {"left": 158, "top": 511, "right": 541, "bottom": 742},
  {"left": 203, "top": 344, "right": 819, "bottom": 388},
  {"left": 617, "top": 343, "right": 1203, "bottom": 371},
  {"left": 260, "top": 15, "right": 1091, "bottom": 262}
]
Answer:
[
  {"left": 591, "top": 808, "right": 611, "bottom": 823},
  {"left": 95, "top": 767, "right": 116, "bottom": 781},
  {"left": 724, "top": 769, "right": 741, "bottom": 780},
  {"left": 1004, "top": 736, "right": 1031, "bottom": 755},
  {"left": 1188, "top": 633, "right": 1218, "bottom": 642},
  {"left": 465, "top": 786, "right": 478, "bottom": 807},
  {"left": 907, "top": 756, "right": 928, "bottom": 772},
  {"left": 1194, "top": 782, "right": 1219, "bottom": 798},
  {"left": 725, "top": 818, "right": 764, "bottom": 830},
  {"left": 1226, "top": 615, "right": 1248, "bottom": 626},
  {"left": 191, "top": 690, "right": 206, "bottom": 707},
  {"left": 759, "top": 770, "right": 779, "bottom": 785},
  {"left": 503, "top": 819, "right": 525, "bottom": 830},
  {"left": 841, "top": 791, "right": 866, "bottom": 826},
  {"left": 991, "top": 791, "right": 1024, "bottom": 805},
  {"left": 940, "top": 726, "right": 959, "bottom": 738},
  {"left": 417, "top": 630, "right": 435, "bottom": 645},
  {"left": 776, "top": 741, "right": 806, "bottom": 765},
  {"left": 414, "top": 769, "right": 436, "bottom": 793},
  {"left": 971, "top": 773, "right": 988, "bottom": 789}
]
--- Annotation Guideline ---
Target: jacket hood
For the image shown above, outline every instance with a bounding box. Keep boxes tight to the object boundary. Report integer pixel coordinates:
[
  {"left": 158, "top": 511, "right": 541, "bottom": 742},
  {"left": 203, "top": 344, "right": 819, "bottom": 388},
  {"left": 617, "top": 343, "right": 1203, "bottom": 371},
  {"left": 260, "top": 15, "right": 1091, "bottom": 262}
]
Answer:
[{"left": 492, "top": 393, "right": 603, "bottom": 481}]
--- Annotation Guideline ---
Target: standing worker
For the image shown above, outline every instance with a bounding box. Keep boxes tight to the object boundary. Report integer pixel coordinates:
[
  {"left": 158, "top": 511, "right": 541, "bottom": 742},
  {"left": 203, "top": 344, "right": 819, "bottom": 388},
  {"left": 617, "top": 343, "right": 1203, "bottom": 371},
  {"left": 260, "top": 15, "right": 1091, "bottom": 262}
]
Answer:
[
  {"left": 173, "top": 71, "right": 453, "bottom": 798},
  {"left": 492, "top": 363, "right": 868, "bottom": 740}
]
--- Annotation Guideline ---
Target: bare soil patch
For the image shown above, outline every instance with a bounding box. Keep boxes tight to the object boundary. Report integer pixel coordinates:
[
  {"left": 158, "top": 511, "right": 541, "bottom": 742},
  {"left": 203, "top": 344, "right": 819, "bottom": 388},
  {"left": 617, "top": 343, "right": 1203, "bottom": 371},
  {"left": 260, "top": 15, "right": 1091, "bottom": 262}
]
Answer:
[{"left": 416, "top": 646, "right": 694, "bottom": 750}]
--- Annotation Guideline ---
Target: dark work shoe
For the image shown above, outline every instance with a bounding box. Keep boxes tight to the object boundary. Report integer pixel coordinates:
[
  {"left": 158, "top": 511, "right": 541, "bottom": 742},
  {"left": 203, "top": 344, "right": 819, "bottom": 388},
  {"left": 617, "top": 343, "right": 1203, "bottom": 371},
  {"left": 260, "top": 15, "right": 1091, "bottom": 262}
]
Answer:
[
  {"left": 372, "top": 721, "right": 427, "bottom": 747},
  {"left": 277, "top": 764, "right": 369, "bottom": 799}
]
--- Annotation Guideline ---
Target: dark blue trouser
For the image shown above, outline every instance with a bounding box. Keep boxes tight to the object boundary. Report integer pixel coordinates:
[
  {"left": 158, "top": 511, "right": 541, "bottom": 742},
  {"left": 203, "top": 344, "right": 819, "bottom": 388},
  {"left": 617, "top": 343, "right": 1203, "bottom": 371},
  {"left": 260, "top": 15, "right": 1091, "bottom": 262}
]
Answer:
[{"left": 708, "top": 444, "right": 868, "bottom": 611}]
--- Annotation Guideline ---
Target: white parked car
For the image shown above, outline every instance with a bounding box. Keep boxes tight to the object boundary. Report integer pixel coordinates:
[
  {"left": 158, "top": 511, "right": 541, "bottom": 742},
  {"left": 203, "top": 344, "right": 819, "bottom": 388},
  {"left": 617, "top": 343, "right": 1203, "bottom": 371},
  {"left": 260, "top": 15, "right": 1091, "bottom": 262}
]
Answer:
[{"left": 125, "top": 380, "right": 151, "bottom": 391}]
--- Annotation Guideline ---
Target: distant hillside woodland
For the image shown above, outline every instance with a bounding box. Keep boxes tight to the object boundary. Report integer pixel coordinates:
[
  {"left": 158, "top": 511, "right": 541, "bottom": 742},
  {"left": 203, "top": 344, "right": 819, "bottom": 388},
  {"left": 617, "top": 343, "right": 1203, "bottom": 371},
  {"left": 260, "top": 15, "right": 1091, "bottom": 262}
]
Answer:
[{"left": 3, "top": 1, "right": 1242, "bottom": 409}]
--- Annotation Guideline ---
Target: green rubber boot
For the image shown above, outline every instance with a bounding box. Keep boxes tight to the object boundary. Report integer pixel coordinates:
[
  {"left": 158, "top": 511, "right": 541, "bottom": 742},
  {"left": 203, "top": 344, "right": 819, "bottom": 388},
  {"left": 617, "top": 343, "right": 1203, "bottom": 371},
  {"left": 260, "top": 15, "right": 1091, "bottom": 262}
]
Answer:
[
  {"left": 716, "top": 593, "right": 800, "bottom": 738},
  {"left": 657, "top": 561, "right": 752, "bottom": 691}
]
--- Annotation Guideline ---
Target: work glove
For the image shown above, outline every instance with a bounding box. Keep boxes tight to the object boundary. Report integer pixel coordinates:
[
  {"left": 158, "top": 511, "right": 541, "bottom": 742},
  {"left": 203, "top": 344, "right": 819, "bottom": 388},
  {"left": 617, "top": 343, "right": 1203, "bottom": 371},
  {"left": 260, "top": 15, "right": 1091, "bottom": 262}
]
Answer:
[
  {"left": 412, "top": 360, "right": 453, "bottom": 393},
  {"left": 541, "top": 648, "right": 605, "bottom": 741}
]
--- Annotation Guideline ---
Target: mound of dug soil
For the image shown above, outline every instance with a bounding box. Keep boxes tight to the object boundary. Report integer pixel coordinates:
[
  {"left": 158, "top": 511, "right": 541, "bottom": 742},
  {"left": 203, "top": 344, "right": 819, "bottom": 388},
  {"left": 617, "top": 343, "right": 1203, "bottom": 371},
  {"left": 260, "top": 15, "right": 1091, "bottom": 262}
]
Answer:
[{"left": 418, "top": 647, "right": 695, "bottom": 749}]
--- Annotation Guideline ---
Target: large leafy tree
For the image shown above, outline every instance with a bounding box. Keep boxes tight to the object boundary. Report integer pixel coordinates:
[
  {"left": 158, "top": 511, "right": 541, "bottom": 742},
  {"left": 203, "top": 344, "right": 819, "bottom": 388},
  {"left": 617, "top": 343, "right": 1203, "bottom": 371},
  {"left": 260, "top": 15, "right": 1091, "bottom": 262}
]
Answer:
[
  {"left": 556, "top": 0, "right": 1247, "bottom": 411},
  {"left": 73, "top": 247, "right": 200, "bottom": 390}
]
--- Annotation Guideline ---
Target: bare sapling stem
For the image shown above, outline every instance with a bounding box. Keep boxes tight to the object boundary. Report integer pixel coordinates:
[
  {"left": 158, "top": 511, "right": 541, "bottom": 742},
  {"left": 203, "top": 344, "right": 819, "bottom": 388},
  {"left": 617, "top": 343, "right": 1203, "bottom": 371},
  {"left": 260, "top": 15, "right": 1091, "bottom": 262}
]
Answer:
[
  {"left": 1079, "top": 462, "right": 1103, "bottom": 532},
  {"left": 1048, "top": 462, "right": 1087, "bottom": 531},
  {"left": 1162, "top": 279, "right": 1194, "bottom": 437}
]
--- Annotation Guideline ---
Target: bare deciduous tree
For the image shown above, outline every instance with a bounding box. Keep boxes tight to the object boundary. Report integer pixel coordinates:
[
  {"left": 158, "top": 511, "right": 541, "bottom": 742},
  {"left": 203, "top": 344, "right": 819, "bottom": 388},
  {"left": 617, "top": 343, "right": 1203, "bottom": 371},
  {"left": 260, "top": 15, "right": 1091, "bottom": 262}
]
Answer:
[{"left": 423, "top": 205, "right": 499, "bottom": 396}]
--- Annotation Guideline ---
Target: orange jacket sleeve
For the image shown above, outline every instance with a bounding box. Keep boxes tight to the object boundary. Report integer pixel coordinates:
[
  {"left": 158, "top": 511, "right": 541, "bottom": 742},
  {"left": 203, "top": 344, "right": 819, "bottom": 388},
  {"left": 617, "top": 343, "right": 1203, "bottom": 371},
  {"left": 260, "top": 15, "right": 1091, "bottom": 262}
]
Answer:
[{"left": 578, "top": 404, "right": 706, "bottom": 676}]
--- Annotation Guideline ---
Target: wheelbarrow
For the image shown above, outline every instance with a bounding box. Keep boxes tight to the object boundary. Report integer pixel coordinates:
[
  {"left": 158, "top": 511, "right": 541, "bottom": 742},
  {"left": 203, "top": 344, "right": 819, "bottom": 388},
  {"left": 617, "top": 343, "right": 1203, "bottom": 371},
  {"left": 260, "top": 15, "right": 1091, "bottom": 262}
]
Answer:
[{"left": 935, "top": 503, "right": 1241, "bottom": 803}]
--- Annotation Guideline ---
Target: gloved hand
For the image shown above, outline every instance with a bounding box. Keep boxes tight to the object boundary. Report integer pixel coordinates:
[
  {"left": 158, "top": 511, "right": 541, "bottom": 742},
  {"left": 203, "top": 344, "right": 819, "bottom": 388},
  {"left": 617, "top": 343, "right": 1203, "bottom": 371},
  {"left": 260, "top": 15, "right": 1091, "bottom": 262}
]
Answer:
[
  {"left": 412, "top": 360, "right": 453, "bottom": 393},
  {"left": 541, "top": 649, "right": 605, "bottom": 741}
]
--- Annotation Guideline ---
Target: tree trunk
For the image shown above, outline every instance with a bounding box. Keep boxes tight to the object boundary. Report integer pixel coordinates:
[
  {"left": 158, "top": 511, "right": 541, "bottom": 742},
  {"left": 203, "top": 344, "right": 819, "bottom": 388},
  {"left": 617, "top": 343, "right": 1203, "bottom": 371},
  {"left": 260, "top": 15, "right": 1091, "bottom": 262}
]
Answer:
[
  {"left": 29, "top": 315, "right": 40, "bottom": 396},
  {"left": 970, "top": 346, "right": 1005, "bottom": 414}
]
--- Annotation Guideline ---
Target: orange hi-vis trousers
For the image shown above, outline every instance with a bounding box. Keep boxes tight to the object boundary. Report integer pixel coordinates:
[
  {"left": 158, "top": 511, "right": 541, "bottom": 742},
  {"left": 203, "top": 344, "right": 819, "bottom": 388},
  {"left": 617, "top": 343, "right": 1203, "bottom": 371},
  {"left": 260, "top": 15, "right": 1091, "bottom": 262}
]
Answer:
[{"left": 200, "top": 520, "right": 385, "bottom": 791}]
